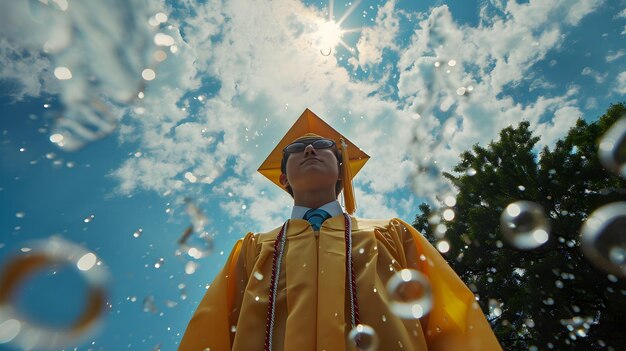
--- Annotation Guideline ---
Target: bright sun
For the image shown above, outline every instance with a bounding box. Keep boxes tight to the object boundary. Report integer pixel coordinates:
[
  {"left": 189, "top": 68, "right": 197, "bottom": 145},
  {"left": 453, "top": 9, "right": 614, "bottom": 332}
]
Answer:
[
  {"left": 317, "top": 20, "right": 343, "bottom": 51},
  {"left": 314, "top": 0, "right": 362, "bottom": 56}
]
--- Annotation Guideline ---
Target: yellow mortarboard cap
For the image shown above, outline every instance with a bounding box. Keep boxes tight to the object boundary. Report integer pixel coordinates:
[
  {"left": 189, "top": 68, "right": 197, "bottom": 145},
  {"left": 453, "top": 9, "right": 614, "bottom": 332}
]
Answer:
[{"left": 258, "top": 108, "right": 369, "bottom": 214}]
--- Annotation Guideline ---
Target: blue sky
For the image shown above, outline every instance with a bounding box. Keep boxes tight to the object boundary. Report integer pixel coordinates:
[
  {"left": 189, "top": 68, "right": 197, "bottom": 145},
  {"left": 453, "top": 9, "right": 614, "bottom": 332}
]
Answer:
[{"left": 1, "top": 0, "right": 625, "bottom": 350}]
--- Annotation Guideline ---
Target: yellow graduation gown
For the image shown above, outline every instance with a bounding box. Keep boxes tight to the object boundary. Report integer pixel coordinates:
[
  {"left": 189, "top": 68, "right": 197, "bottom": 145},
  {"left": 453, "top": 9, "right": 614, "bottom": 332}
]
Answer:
[{"left": 179, "top": 215, "right": 502, "bottom": 351}]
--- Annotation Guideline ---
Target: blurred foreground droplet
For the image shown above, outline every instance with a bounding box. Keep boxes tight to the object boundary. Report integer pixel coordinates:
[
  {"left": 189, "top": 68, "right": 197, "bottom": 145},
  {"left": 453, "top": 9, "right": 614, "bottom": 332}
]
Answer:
[
  {"left": 178, "top": 199, "right": 214, "bottom": 259},
  {"left": 347, "top": 324, "right": 379, "bottom": 351},
  {"left": 500, "top": 201, "right": 550, "bottom": 250},
  {"left": 0, "top": 237, "right": 109, "bottom": 350},
  {"left": 580, "top": 202, "right": 626, "bottom": 277},
  {"left": 386, "top": 269, "right": 433, "bottom": 319},
  {"left": 143, "top": 296, "right": 157, "bottom": 313},
  {"left": 598, "top": 117, "right": 626, "bottom": 178}
]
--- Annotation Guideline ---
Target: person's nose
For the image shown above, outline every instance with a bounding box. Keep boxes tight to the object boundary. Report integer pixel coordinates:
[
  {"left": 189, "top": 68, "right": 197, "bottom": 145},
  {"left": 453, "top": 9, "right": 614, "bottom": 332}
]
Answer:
[{"left": 303, "top": 144, "right": 317, "bottom": 156}]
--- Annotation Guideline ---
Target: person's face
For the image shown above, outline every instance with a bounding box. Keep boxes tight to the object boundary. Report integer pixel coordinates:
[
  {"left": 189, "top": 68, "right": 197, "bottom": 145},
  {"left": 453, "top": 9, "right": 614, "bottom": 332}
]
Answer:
[{"left": 279, "top": 140, "right": 340, "bottom": 195}]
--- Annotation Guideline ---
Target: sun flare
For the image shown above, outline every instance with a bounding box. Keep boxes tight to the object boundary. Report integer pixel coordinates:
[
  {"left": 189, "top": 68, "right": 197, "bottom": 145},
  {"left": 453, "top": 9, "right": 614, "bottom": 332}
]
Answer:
[
  {"left": 313, "top": 0, "right": 362, "bottom": 56},
  {"left": 317, "top": 20, "right": 342, "bottom": 50}
]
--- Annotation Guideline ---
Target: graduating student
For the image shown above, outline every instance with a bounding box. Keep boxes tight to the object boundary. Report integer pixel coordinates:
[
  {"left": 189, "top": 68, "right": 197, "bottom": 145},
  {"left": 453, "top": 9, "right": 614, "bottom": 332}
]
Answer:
[{"left": 179, "top": 109, "right": 501, "bottom": 351}]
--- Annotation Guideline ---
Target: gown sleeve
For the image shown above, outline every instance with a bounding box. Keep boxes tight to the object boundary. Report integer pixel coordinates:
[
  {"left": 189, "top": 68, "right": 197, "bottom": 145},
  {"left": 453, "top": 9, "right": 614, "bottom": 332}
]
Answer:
[
  {"left": 178, "top": 233, "right": 255, "bottom": 351},
  {"left": 389, "top": 218, "right": 503, "bottom": 351}
]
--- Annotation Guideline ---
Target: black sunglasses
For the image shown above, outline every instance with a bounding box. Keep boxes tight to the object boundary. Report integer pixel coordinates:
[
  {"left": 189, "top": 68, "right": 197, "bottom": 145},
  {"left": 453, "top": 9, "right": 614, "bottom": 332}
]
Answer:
[{"left": 282, "top": 138, "right": 336, "bottom": 154}]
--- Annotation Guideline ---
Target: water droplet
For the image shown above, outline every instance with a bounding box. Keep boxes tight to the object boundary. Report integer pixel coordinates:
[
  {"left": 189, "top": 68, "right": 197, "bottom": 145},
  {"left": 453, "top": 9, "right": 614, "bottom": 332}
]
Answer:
[
  {"left": 386, "top": 269, "right": 433, "bottom": 319},
  {"left": 489, "top": 298, "right": 503, "bottom": 317},
  {"left": 444, "top": 196, "right": 457, "bottom": 207},
  {"left": 347, "top": 324, "right": 378, "bottom": 351},
  {"left": 442, "top": 209, "right": 455, "bottom": 221},
  {"left": 154, "top": 33, "right": 175, "bottom": 46},
  {"left": 76, "top": 252, "right": 97, "bottom": 271},
  {"left": 580, "top": 202, "right": 626, "bottom": 277},
  {"left": 54, "top": 66, "right": 72, "bottom": 80},
  {"left": 154, "top": 258, "right": 164, "bottom": 269},
  {"left": 0, "top": 319, "right": 21, "bottom": 344},
  {"left": 143, "top": 296, "right": 157, "bottom": 313},
  {"left": 436, "top": 241, "right": 450, "bottom": 253},
  {"left": 500, "top": 201, "right": 550, "bottom": 250},
  {"left": 142, "top": 68, "right": 156, "bottom": 81},
  {"left": 598, "top": 117, "right": 626, "bottom": 178},
  {"left": 185, "top": 261, "right": 198, "bottom": 275},
  {"left": 253, "top": 271, "right": 264, "bottom": 280}
]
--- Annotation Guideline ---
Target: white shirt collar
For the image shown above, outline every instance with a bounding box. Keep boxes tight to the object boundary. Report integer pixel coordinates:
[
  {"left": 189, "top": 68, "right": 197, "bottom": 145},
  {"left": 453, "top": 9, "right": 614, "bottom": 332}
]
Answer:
[{"left": 290, "top": 200, "right": 343, "bottom": 219}]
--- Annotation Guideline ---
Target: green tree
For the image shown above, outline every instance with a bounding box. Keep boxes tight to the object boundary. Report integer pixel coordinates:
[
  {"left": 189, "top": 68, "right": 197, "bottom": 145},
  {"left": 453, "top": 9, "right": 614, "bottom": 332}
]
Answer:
[{"left": 413, "top": 103, "right": 626, "bottom": 350}]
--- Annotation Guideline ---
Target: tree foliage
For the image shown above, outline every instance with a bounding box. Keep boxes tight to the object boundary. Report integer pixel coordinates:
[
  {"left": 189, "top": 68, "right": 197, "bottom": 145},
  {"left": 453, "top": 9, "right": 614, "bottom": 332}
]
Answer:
[{"left": 413, "top": 103, "right": 626, "bottom": 350}]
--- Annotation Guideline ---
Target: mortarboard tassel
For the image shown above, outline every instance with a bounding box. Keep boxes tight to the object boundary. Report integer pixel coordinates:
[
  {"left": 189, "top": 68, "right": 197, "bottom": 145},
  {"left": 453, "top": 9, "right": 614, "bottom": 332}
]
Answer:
[{"left": 340, "top": 138, "right": 356, "bottom": 215}]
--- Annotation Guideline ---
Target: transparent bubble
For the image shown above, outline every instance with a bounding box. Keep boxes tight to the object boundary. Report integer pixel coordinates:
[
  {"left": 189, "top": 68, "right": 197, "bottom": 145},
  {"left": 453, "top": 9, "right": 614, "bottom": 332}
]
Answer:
[
  {"left": 386, "top": 269, "right": 433, "bottom": 319},
  {"left": 580, "top": 202, "right": 626, "bottom": 277},
  {"left": 466, "top": 167, "right": 477, "bottom": 176},
  {"left": 347, "top": 324, "right": 379, "bottom": 351},
  {"left": 598, "top": 117, "right": 626, "bottom": 178},
  {"left": 456, "top": 87, "right": 467, "bottom": 96},
  {"left": 500, "top": 201, "right": 551, "bottom": 250},
  {"left": 15, "top": 212, "right": 25, "bottom": 219},
  {"left": 83, "top": 214, "right": 95, "bottom": 223},
  {"left": 442, "top": 209, "right": 455, "bottom": 221},
  {"left": 0, "top": 237, "right": 109, "bottom": 350}
]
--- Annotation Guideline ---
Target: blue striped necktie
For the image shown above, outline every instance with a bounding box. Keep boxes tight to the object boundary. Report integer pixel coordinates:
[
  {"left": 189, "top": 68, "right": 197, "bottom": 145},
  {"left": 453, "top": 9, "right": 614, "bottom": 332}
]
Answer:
[{"left": 303, "top": 208, "right": 331, "bottom": 231}]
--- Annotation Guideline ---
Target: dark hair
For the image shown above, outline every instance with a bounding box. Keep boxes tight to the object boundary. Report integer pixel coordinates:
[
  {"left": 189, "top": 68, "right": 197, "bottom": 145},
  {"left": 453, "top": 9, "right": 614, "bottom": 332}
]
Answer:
[{"left": 281, "top": 143, "right": 344, "bottom": 198}]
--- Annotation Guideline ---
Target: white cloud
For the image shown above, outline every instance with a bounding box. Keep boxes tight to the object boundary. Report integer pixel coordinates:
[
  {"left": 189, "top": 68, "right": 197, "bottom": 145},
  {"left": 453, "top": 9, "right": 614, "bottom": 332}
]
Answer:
[
  {"left": 581, "top": 66, "right": 608, "bottom": 83},
  {"left": 615, "top": 71, "right": 626, "bottom": 95},
  {"left": 2, "top": 0, "right": 608, "bottom": 228},
  {"left": 534, "top": 105, "right": 583, "bottom": 150},
  {"left": 396, "top": 2, "right": 601, "bottom": 201},
  {"left": 354, "top": 0, "right": 400, "bottom": 68},
  {"left": 606, "top": 49, "right": 625, "bottom": 62}
]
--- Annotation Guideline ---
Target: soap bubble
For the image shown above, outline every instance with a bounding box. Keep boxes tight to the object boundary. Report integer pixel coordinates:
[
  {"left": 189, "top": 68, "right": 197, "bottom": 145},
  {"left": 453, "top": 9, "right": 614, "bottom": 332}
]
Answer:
[
  {"left": 0, "top": 237, "right": 109, "bottom": 350},
  {"left": 598, "top": 117, "right": 626, "bottom": 178},
  {"left": 347, "top": 324, "right": 379, "bottom": 351},
  {"left": 580, "top": 202, "right": 626, "bottom": 277},
  {"left": 386, "top": 269, "right": 433, "bottom": 319},
  {"left": 500, "top": 201, "right": 550, "bottom": 250}
]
